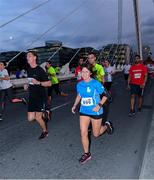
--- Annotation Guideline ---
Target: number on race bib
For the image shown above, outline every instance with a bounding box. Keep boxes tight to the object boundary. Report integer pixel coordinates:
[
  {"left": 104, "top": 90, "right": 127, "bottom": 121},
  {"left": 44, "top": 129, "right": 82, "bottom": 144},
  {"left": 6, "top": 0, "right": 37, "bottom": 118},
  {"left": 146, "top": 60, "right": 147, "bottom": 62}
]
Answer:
[
  {"left": 81, "top": 97, "right": 93, "bottom": 106},
  {"left": 134, "top": 73, "right": 141, "bottom": 79}
]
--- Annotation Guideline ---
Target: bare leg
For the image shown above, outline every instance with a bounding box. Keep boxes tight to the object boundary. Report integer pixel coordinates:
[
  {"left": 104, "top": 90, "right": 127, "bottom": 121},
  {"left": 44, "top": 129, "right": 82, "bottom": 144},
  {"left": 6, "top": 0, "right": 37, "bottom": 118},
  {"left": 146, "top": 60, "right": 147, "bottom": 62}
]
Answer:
[
  {"left": 91, "top": 118, "right": 107, "bottom": 138},
  {"left": 138, "top": 95, "right": 143, "bottom": 109},
  {"left": 35, "top": 112, "right": 47, "bottom": 132},
  {"left": 27, "top": 112, "right": 36, "bottom": 122},
  {"left": 80, "top": 116, "right": 91, "bottom": 153},
  {"left": 130, "top": 94, "right": 135, "bottom": 110}
]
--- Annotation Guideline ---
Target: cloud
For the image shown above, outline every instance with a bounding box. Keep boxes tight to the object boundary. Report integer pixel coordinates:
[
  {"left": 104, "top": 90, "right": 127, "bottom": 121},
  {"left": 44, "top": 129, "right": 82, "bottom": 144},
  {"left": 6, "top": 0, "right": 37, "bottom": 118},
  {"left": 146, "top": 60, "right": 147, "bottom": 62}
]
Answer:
[{"left": 0, "top": 0, "right": 154, "bottom": 55}]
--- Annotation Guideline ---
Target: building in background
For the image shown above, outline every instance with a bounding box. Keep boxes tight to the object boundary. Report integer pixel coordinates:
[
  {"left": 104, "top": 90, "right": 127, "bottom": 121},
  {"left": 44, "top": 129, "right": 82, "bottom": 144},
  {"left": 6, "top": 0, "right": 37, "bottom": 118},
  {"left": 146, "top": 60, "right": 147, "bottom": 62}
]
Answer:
[
  {"left": 98, "top": 44, "right": 133, "bottom": 65},
  {"left": 0, "top": 41, "right": 135, "bottom": 73},
  {"left": 28, "top": 41, "right": 76, "bottom": 67}
]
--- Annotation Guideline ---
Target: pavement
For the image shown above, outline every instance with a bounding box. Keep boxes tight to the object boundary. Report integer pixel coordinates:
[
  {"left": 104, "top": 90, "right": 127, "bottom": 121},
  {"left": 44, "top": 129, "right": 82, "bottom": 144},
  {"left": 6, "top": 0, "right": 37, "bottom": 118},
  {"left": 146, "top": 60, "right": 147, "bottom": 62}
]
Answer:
[
  {"left": 0, "top": 74, "right": 154, "bottom": 179},
  {"left": 139, "top": 79, "right": 154, "bottom": 179}
]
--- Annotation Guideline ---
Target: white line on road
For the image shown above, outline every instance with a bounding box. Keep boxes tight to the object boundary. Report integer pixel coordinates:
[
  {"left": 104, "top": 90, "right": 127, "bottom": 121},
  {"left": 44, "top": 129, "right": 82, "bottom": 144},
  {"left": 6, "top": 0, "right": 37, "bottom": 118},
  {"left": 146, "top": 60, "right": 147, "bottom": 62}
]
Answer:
[
  {"left": 50, "top": 102, "right": 71, "bottom": 111},
  {"left": 0, "top": 102, "right": 72, "bottom": 133}
]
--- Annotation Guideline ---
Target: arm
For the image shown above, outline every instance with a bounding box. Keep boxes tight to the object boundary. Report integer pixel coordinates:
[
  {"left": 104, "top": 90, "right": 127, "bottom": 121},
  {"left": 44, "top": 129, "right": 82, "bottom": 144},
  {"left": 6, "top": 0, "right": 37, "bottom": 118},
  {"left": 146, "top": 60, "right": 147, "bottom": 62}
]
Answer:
[
  {"left": 93, "top": 95, "right": 107, "bottom": 112},
  {"left": 32, "top": 67, "right": 52, "bottom": 87},
  {"left": 72, "top": 94, "right": 81, "bottom": 114},
  {"left": 101, "top": 66, "right": 105, "bottom": 84},
  {"left": 142, "top": 66, "right": 148, "bottom": 88},
  {"left": 93, "top": 82, "right": 108, "bottom": 112},
  {"left": 141, "top": 73, "right": 148, "bottom": 88},
  {"left": 32, "top": 79, "right": 51, "bottom": 87},
  {"left": 102, "top": 76, "right": 105, "bottom": 85},
  {"left": 0, "top": 75, "right": 10, "bottom": 81},
  {"left": 127, "top": 74, "right": 131, "bottom": 89},
  {"left": 40, "top": 80, "right": 51, "bottom": 87}
]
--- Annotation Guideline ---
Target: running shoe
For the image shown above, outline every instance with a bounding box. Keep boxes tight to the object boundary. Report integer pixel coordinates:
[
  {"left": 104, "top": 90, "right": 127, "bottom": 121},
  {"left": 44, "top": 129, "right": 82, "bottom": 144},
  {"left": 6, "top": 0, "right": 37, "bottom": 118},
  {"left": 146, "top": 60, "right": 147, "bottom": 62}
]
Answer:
[
  {"left": 38, "top": 131, "right": 48, "bottom": 140},
  {"left": 0, "top": 116, "right": 3, "bottom": 121},
  {"left": 129, "top": 109, "right": 135, "bottom": 117},
  {"left": 79, "top": 152, "right": 91, "bottom": 165},
  {"left": 105, "top": 121, "right": 114, "bottom": 135},
  {"left": 21, "top": 98, "right": 27, "bottom": 105},
  {"left": 137, "top": 108, "right": 142, "bottom": 113}
]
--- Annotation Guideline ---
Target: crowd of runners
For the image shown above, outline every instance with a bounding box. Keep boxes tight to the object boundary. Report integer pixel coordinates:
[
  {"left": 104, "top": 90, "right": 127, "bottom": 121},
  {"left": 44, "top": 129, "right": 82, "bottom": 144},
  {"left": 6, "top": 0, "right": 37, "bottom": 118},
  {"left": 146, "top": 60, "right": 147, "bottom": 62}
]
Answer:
[{"left": 0, "top": 51, "right": 149, "bottom": 164}]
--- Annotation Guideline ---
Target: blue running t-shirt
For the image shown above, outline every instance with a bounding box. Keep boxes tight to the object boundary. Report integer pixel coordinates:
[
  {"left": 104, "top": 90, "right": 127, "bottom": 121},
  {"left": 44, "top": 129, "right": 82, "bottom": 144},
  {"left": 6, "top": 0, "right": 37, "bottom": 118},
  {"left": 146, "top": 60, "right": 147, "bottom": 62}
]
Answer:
[{"left": 77, "top": 79, "right": 104, "bottom": 115}]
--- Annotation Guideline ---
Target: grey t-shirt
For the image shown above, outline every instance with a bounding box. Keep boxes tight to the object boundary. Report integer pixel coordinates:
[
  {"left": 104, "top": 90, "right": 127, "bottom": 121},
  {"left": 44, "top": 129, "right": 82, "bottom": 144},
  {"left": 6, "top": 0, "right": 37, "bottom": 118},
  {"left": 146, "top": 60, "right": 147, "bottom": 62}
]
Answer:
[{"left": 0, "top": 69, "right": 12, "bottom": 90}]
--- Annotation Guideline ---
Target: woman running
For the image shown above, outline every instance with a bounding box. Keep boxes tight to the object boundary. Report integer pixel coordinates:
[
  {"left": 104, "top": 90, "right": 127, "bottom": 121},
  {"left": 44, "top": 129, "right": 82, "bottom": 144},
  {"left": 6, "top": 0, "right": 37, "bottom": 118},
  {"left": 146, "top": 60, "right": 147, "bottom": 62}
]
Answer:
[{"left": 72, "top": 64, "right": 113, "bottom": 165}]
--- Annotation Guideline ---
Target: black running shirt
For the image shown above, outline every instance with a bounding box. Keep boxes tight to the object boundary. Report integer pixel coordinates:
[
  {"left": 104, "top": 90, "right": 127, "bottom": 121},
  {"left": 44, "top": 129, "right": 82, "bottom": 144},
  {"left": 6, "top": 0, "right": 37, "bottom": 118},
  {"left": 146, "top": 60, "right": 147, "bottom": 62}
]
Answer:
[{"left": 27, "top": 66, "right": 48, "bottom": 99}]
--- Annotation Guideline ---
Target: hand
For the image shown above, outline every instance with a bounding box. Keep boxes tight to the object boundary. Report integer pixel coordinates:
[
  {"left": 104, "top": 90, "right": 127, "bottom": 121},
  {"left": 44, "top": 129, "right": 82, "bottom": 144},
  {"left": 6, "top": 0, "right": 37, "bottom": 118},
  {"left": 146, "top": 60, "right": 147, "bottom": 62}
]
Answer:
[
  {"left": 23, "top": 84, "right": 29, "bottom": 91},
  {"left": 127, "top": 84, "right": 130, "bottom": 90},
  {"left": 93, "top": 105, "right": 100, "bottom": 112},
  {"left": 32, "top": 78, "right": 40, "bottom": 85},
  {"left": 140, "top": 84, "right": 145, "bottom": 89},
  {"left": 71, "top": 105, "right": 76, "bottom": 114}
]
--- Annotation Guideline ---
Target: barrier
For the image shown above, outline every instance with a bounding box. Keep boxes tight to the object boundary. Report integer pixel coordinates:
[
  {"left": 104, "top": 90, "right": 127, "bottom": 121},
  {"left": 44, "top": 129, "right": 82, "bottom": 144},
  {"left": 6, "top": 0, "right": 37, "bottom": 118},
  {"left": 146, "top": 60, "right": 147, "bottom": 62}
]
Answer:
[{"left": 10, "top": 73, "right": 76, "bottom": 88}]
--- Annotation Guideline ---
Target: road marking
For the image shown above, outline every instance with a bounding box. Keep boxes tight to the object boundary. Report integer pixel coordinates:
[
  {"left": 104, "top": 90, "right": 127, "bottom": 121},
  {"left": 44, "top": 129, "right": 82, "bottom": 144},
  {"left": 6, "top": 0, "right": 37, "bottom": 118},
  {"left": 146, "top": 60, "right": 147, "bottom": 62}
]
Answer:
[
  {"left": 0, "top": 102, "right": 72, "bottom": 133},
  {"left": 50, "top": 102, "right": 71, "bottom": 111}
]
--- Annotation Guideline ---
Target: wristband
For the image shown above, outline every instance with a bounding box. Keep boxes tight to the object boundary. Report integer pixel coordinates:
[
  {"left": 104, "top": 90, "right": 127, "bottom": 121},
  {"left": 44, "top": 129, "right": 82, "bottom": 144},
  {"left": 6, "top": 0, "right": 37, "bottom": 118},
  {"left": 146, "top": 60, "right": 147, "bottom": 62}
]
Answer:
[{"left": 98, "top": 103, "right": 103, "bottom": 107}]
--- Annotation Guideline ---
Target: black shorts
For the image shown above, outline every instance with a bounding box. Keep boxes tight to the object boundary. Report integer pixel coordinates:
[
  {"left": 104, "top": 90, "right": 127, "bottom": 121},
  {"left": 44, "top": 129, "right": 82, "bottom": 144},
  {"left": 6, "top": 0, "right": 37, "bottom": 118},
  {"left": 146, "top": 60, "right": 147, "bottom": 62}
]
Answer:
[
  {"left": 0, "top": 87, "right": 13, "bottom": 103},
  {"left": 130, "top": 84, "right": 143, "bottom": 96},
  {"left": 79, "top": 113, "right": 103, "bottom": 120},
  {"left": 48, "top": 84, "right": 61, "bottom": 96},
  {"left": 28, "top": 97, "right": 46, "bottom": 112},
  {"left": 80, "top": 113, "right": 106, "bottom": 125}
]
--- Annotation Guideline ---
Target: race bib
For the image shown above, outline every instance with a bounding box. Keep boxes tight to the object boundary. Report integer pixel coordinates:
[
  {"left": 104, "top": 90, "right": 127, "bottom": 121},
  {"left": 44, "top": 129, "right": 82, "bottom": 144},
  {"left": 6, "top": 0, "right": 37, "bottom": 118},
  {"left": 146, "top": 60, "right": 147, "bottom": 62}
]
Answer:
[
  {"left": 134, "top": 73, "right": 141, "bottom": 79},
  {"left": 81, "top": 97, "right": 93, "bottom": 106}
]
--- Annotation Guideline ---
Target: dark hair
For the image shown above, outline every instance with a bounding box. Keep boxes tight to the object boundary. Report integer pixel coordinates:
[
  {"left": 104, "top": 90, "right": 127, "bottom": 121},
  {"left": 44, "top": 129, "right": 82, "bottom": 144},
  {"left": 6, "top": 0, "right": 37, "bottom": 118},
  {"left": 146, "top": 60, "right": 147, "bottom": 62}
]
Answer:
[
  {"left": 0, "top": 61, "right": 4, "bottom": 65},
  {"left": 27, "top": 51, "right": 38, "bottom": 62},
  {"left": 81, "top": 63, "right": 93, "bottom": 73},
  {"left": 135, "top": 54, "right": 140, "bottom": 59},
  {"left": 88, "top": 52, "right": 96, "bottom": 57}
]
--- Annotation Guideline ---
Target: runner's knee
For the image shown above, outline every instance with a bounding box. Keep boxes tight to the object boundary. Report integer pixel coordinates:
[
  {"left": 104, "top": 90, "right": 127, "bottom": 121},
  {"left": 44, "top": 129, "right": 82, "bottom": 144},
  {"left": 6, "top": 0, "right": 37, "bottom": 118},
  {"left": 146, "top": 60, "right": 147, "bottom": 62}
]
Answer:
[
  {"left": 93, "top": 131, "right": 100, "bottom": 138},
  {"left": 27, "top": 113, "right": 35, "bottom": 122},
  {"left": 80, "top": 130, "right": 88, "bottom": 138}
]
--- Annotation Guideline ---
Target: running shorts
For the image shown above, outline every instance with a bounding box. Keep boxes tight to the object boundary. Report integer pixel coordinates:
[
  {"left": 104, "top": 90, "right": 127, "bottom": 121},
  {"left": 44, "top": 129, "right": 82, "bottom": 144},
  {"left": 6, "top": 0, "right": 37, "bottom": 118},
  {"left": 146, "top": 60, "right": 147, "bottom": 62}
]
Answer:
[
  {"left": 79, "top": 112, "right": 103, "bottom": 120},
  {"left": 28, "top": 97, "right": 46, "bottom": 112},
  {"left": 130, "top": 84, "right": 143, "bottom": 96}
]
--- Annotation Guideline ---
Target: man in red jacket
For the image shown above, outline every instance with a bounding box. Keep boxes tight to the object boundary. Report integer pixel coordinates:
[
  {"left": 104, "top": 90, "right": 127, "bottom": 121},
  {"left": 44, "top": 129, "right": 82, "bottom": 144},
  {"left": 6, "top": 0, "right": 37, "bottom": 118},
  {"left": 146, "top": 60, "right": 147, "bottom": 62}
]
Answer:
[{"left": 128, "top": 55, "right": 148, "bottom": 116}]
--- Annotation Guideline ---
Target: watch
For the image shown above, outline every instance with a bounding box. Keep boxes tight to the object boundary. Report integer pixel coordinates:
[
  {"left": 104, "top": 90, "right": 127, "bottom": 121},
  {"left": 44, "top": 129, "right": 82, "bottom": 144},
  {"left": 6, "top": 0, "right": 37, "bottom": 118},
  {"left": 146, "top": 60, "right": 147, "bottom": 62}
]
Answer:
[{"left": 98, "top": 103, "right": 103, "bottom": 107}]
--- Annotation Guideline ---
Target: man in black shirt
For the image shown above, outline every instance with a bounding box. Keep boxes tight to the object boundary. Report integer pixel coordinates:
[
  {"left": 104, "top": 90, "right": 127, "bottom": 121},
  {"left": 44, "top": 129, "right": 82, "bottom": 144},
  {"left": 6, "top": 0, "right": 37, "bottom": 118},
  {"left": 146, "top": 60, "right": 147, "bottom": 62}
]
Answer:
[{"left": 26, "top": 51, "right": 51, "bottom": 139}]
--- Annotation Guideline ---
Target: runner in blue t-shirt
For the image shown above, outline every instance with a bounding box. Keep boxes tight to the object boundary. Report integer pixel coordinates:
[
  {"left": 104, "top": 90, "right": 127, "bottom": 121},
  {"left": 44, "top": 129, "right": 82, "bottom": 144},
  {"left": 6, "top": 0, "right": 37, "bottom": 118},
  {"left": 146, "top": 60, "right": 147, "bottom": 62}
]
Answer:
[
  {"left": 72, "top": 64, "right": 113, "bottom": 165},
  {"left": 77, "top": 78, "right": 104, "bottom": 116}
]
